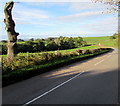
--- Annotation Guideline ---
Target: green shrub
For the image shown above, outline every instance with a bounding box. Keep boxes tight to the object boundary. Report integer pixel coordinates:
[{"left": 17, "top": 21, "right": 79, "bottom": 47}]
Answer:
[
  {"left": 2, "top": 51, "right": 73, "bottom": 74},
  {"left": 90, "top": 49, "right": 98, "bottom": 54},
  {"left": 2, "top": 48, "right": 112, "bottom": 76},
  {"left": 1, "top": 36, "right": 88, "bottom": 55},
  {"left": 82, "top": 49, "right": 90, "bottom": 54},
  {"left": 2, "top": 48, "right": 112, "bottom": 86}
]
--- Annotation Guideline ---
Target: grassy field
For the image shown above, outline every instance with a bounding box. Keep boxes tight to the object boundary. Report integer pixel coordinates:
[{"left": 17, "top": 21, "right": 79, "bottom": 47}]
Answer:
[
  {"left": 1, "top": 36, "right": 117, "bottom": 57},
  {"left": 1, "top": 36, "right": 117, "bottom": 58},
  {"left": 16, "top": 36, "right": 117, "bottom": 56},
  {"left": 1, "top": 45, "right": 99, "bottom": 57},
  {"left": 83, "top": 36, "right": 118, "bottom": 48},
  {"left": 60, "top": 45, "right": 99, "bottom": 52}
]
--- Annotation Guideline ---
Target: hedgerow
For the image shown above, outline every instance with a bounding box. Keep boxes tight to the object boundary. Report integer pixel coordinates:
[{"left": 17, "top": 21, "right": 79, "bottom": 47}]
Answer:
[{"left": 2, "top": 48, "right": 112, "bottom": 86}]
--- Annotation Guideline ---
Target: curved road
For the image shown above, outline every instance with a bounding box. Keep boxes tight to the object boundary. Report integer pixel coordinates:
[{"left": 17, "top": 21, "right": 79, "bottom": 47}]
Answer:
[{"left": 3, "top": 49, "right": 118, "bottom": 105}]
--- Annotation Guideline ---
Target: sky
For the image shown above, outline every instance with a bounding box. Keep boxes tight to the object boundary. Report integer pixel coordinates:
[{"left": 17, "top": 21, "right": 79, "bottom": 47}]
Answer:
[{"left": 0, "top": 0, "right": 118, "bottom": 40}]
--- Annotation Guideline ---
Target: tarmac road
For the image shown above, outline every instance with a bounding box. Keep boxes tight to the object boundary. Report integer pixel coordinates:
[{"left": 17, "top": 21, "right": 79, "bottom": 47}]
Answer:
[{"left": 2, "top": 49, "right": 118, "bottom": 105}]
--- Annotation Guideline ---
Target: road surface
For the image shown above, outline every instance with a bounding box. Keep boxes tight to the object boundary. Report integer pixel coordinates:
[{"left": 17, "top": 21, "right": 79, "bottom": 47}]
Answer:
[{"left": 2, "top": 49, "right": 118, "bottom": 105}]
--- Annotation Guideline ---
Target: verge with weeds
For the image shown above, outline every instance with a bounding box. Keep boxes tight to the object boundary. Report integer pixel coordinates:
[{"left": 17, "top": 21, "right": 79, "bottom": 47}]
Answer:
[{"left": 2, "top": 48, "right": 112, "bottom": 86}]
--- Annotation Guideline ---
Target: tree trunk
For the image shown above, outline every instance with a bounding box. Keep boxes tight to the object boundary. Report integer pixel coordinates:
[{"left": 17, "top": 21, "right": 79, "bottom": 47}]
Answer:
[{"left": 4, "top": 1, "right": 19, "bottom": 61}]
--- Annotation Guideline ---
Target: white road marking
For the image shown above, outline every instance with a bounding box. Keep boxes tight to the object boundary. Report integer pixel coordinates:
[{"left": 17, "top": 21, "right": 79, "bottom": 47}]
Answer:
[
  {"left": 22, "top": 51, "right": 113, "bottom": 106},
  {"left": 94, "top": 59, "right": 105, "bottom": 66},
  {"left": 22, "top": 71, "right": 85, "bottom": 106},
  {"left": 94, "top": 53, "right": 111, "bottom": 66},
  {"left": 107, "top": 55, "right": 111, "bottom": 58}
]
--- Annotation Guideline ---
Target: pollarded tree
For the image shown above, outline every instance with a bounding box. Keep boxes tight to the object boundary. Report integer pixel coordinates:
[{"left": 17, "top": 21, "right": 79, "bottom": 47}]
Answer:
[{"left": 4, "top": 1, "right": 19, "bottom": 61}]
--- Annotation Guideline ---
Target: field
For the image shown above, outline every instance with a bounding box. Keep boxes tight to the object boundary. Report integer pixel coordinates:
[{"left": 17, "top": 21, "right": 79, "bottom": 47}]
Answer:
[
  {"left": 83, "top": 36, "right": 118, "bottom": 48},
  {"left": 18, "top": 45, "right": 99, "bottom": 55},
  {"left": 1, "top": 45, "right": 99, "bottom": 57}
]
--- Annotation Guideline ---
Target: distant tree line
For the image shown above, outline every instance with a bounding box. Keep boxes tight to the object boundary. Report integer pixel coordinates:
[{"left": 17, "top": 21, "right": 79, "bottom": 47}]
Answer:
[
  {"left": 1, "top": 36, "right": 87, "bottom": 54},
  {"left": 110, "top": 33, "right": 118, "bottom": 39}
]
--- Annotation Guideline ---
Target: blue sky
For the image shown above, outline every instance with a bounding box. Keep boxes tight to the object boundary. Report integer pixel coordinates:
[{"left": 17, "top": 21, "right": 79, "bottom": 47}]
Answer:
[{"left": 0, "top": 0, "right": 118, "bottom": 40}]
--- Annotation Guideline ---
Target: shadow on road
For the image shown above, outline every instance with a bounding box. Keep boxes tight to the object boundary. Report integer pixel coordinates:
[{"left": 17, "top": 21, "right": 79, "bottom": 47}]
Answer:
[{"left": 44, "top": 68, "right": 118, "bottom": 104}]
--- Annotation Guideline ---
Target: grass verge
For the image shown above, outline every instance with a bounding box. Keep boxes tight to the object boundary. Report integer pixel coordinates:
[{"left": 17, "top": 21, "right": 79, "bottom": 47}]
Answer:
[{"left": 3, "top": 48, "right": 113, "bottom": 87}]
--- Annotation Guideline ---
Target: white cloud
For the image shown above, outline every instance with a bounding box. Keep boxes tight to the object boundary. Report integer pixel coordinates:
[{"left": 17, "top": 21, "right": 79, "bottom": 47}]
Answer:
[
  {"left": 13, "top": 10, "right": 49, "bottom": 25},
  {"left": 24, "top": 2, "right": 68, "bottom": 7},
  {"left": 11, "top": 3, "right": 54, "bottom": 26},
  {"left": 21, "top": 11, "right": 48, "bottom": 19},
  {"left": 15, "top": 18, "right": 56, "bottom": 26},
  {"left": 13, "top": 4, "right": 49, "bottom": 19},
  {"left": 1, "top": 2, "right": 50, "bottom": 25},
  {"left": 57, "top": 10, "right": 104, "bottom": 22},
  {"left": 3, "top": 0, "right": 92, "bottom": 2},
  {"left": 81, "top": 17, "right": 118, "bottom": 35},
  {"left": 69, "top": 2, "right": 111, "bottom": 11}
]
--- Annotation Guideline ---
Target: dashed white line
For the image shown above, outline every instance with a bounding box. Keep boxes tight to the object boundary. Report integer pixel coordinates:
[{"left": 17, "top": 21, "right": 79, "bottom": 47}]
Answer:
[
  {"left": 22, "top": 52, "right": 113, "bottom": 106},
  {"left": 107, "top": 55, "right": 111, "bottom": 58},
  {"left": 22, "top": 71, "right": 85, "bottom": 106},
  {"left": 94, "top": 53, "right": 112, "bottom": 66},
  {"left": 94, "top": 59, "right": 105, "bottom": 66}
]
